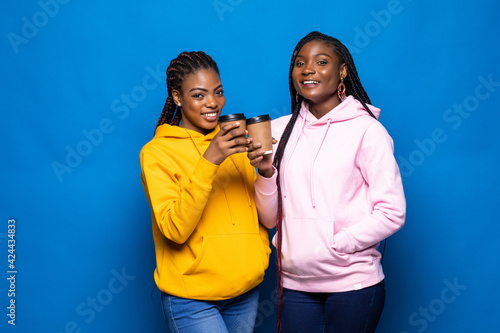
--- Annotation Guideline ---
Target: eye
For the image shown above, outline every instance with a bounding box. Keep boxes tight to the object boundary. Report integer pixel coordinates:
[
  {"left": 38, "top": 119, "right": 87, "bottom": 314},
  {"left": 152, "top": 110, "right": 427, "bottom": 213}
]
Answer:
[
  {"left": 192, "top": 93, "right": 204, "bottom": 98},
  {"left": 295, "top": 61, "right": 304, "bottom": 67},
  {"left": 215, "top": 90, "right": 224, "bottom": 96},
  {"left": 318, "top": 60, "right": 328, "bottom": 65}
]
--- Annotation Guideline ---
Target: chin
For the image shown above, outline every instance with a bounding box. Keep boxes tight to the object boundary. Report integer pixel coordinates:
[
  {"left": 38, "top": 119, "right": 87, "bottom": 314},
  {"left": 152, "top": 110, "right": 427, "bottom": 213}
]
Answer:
[{"left": 201, "top": 124, "right": 217, "bottom": 132}]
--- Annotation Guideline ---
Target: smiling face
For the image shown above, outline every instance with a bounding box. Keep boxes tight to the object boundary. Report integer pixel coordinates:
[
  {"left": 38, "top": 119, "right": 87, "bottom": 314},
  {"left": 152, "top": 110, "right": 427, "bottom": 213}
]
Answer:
[
  {"left": 292, "top": 40, "right": 346, "bottom": 117},
  {"left": 172, "top": 69, "right": 225, "bottom": 135}
]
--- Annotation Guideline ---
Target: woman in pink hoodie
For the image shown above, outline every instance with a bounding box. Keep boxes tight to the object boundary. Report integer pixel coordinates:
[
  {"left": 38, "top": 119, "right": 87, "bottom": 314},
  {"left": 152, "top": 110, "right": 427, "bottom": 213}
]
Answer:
[{"left": 249, "top": 31, "right": 406, "bottom": 332}]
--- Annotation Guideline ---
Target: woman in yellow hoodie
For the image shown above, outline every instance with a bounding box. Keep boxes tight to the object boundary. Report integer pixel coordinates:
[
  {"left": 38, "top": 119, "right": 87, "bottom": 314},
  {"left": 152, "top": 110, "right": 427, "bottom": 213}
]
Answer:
[{"left": 140, "top": 51, "right": 271, "bottom": 333}]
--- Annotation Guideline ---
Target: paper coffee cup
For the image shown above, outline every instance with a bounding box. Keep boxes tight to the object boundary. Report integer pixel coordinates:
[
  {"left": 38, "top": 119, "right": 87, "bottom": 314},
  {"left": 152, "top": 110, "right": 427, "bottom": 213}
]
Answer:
[
  {"left": 246, "top": 114, "right": 272, "bottom": 154},
  {"left": 218, "top": 113, "right": 246, "bottom": 131}
]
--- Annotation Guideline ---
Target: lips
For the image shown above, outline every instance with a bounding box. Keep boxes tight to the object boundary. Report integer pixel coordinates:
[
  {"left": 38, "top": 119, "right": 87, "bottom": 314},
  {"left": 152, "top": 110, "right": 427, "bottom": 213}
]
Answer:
[
  {"left": 301, "top": 80, "right": 320, "bottom": 87},
  {"left": 201, "top": 111, "right": 219, "bottom": 121}
]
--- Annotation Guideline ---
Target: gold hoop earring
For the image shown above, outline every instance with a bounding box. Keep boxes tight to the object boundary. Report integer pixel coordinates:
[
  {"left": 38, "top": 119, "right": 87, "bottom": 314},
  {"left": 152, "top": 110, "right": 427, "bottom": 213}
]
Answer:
[{"left": 337, "top": 77, "right": 346, "bottom": 101}]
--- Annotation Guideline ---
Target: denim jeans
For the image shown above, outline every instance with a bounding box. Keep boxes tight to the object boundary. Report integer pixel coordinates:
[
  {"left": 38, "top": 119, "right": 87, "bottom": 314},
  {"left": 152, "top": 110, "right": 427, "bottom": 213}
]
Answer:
[
  {"left": 161, "top": 287, "right": 259, "bottom": 333},
  {"left": 281, "top": 280, "right": 385, "bottom": 333}
]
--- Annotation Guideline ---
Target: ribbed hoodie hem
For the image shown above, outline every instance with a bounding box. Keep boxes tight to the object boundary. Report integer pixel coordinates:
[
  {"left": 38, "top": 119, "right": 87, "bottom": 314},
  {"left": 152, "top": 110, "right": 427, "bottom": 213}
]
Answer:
[{"left": 282, "top": 263, "right": 385, "bottom": 293}]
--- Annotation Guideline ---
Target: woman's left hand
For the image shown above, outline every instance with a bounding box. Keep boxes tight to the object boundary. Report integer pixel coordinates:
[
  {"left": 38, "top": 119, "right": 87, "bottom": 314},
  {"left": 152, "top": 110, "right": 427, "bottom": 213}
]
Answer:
[{"left": 247, "top": 139, "right": 276, "bottom": 178}]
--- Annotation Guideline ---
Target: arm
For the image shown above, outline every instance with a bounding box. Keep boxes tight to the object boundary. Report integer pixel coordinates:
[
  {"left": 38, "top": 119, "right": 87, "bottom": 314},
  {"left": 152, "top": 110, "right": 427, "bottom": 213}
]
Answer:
[
  {"left": 333, "top": 122, "right": 406, "bottom": 253},
  {"left": 248, "top": 139, "right": 278, "bottom": 229},
  {"left": 141, "top": 149, "right": 219, "bottom": 244},
  {"left": 254, "top": 167, "right": 278, "bottom": 229},
  {"left": 249, "top": 115, "right": 291, "bottom": 229}
]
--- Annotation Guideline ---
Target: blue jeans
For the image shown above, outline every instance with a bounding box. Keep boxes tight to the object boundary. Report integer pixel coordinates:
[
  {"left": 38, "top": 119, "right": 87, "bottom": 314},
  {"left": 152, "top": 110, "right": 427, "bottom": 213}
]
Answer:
[
  {"left": 281, "top": 280, "right": 385, "bottom": 333},
  {"left": 161, "top": 287, "right": 259, "bottom": 333}
]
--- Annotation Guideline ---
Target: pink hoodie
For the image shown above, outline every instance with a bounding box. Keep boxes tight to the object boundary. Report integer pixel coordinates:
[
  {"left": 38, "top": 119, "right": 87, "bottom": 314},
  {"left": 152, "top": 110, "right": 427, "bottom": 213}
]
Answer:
[{"left": 255, "top": 96, "right": 406, "bottom": 293}]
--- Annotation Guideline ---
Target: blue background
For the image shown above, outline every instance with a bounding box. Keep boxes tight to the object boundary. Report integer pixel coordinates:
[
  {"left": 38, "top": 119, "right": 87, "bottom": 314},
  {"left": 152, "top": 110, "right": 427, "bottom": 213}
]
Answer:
[{"left": 1, "top": 0, "right": 499, "bottom": 332}]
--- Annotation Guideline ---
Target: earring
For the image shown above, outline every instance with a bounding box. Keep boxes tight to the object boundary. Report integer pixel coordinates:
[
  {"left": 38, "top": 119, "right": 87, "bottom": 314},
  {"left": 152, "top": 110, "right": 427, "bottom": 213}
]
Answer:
[
  {"left": 177, "top": 103, "right": 181, "bottom": 107},
  {"left": 337, "top": 77, "right": 346, "bottom": 101}
]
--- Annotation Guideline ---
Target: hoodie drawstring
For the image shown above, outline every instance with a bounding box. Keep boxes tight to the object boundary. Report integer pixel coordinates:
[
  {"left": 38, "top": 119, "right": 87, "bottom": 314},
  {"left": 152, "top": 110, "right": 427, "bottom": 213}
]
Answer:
[
  {"left": 310, "top": 119, "right": 332, "bottom": 208},
  {"left": 282, "top": 113, "right": 307, "bottom": 198},
  {"left": 186, "top": 130, "right": 203, "bottom": 156},
  {"left": 230, "top": 156, "right": 252, "bottom": 207}
]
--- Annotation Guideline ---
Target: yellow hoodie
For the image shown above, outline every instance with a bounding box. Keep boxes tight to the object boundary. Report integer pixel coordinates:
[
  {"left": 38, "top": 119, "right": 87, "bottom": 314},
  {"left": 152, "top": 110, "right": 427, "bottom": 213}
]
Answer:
[{"left": 140, "top": 124, "right": 270, "bottom": 300}]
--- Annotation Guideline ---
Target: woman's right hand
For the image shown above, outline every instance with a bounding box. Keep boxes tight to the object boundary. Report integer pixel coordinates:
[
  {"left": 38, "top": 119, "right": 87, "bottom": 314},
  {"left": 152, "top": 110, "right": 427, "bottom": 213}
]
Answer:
[{"left": 203, "top": 122, "right": 250, "bottom": 165}]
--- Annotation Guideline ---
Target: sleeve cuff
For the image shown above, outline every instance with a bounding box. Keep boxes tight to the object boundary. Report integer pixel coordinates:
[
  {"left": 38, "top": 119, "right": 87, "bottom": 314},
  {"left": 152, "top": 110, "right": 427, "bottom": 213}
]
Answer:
[
  {"left": 191, "top": 156, "right": 220, "bottom": 188},
  {"left": 255, "top": 166, "right": 277, "bottom": 194}
]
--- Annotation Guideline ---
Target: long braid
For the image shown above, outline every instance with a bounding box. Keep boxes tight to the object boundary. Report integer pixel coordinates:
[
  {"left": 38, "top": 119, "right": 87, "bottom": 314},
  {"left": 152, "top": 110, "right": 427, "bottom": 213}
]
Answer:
[
  {"left": 273, "top": 31, "right": 376, "bottom": 331},
  {"left": 154, "top": 51, "right": 220, "bottom": 132},
  {"left": 272, "top": 101, "right": 300, "bottom": 333}
]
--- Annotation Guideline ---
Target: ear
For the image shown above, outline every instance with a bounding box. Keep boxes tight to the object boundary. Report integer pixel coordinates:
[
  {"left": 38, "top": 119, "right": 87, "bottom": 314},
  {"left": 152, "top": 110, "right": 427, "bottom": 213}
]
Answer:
[
  {"left": 172, "top": 89, "right": 182, "bottom": 107},
  {"left": 339, "top": 63, "right": 347, "bottom": 79}
]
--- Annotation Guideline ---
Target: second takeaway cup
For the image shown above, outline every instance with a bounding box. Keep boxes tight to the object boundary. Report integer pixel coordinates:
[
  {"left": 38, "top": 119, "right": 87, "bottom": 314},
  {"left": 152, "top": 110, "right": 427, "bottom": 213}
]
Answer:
[
  {"left": 246, "top": 114, "right": 273, "bottom": 155},
  {"left": 218, "top": 113, "right": 246, "bottom": 132}
]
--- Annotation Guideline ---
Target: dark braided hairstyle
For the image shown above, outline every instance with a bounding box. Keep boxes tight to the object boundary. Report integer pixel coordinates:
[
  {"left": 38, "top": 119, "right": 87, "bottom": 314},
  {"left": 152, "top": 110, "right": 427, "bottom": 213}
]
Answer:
[
  {"left": 155, "top": 51, "right": 220, "bottom": 131},
  {"left": 273, "top": 31, "right": 377, "bottom": 332}
]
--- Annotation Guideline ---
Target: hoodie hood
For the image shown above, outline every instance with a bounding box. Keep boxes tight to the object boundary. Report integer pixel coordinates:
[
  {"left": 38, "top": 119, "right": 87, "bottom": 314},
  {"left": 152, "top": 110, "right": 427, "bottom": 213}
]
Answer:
[
  {"left": 300, "top": 95, "right": 381, "bottom": 125},
  {"left": 154, "top": 124, "right": 219, "bottom": 156},
  {"left": 154, "top": 124, "right": 219, "bottom": 140}
]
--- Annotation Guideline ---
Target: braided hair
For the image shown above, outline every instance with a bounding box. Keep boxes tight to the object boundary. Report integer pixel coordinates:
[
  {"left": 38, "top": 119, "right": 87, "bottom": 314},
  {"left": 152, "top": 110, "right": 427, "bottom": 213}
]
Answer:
[
  {"left": 155, "top": 51, "right": 220, "bottom": 131},
  {"left": 273, "top": 31, "right": 376, "bottom": 331}
]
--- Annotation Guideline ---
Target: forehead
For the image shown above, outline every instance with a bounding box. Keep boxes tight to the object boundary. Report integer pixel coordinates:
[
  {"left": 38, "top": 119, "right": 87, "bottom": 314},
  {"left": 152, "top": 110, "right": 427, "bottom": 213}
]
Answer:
[
  {"left": 182, "top": 68, "right": 221, "bottom": 89},
  {"left": 297, "top": 40, "right": 337, "bottom": 59}
]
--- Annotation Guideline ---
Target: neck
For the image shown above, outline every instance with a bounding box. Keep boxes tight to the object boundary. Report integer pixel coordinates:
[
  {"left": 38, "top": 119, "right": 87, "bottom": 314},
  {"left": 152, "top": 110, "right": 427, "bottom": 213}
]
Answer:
[{"left": 307, "top": 96, "right": 341, "bottom": 119}]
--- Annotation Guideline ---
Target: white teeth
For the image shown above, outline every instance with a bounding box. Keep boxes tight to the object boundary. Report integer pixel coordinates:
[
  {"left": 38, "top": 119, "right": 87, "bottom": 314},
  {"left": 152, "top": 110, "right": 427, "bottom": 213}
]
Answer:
[
  {"left": 303, "top": 81, "right": 319, "bottom": 84},
  {"left": 203, "top": 112, "right": 217, "bottom": 117}
]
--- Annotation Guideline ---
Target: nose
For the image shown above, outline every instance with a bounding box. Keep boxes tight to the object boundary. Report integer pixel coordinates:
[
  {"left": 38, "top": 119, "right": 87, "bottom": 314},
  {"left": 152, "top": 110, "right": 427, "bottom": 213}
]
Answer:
[
  {"left": 205, "top": 95, "right": 217, "bottom": 108},
  {"left": 302, "top": 63, "right": 315, "bottom": 75}
]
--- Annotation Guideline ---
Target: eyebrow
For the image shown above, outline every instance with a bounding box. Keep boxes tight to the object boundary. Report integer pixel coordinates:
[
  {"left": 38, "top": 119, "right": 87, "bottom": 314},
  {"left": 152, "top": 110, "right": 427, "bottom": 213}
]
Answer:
[
  {"left": 296, "top": 53, "right": 333, "bottom": 58},
  {"left": 188, "top": 84, "right": 223, "bottom": 93}
]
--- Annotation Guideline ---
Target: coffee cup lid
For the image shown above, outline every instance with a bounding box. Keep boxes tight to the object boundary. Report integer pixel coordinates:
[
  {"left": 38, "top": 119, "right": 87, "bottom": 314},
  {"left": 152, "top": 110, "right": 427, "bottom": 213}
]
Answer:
[
  {"left": 218, "top": 113, "right": 246, "bottom": 122},
  {"left": 246, "top": 114, "right": 271, "bottom": 125}
]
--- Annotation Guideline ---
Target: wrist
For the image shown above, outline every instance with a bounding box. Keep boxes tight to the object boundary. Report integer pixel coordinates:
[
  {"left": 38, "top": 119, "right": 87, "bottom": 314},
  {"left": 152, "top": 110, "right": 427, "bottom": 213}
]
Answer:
[
  {"left": 258, "top": 167, "right": 274, "bottom": 178},
  {"left": 203, "top": 151, "right": 222, "bottom": 166}
]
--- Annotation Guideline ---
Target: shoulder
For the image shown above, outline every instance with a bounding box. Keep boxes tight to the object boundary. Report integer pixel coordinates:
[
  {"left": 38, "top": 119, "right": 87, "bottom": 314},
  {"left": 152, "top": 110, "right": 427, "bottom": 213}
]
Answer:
[
  {"left": 272, "top": 114, "right": 292, "bottom": 128},
  {"left": 359, "top": 118, "right": 395, "bottom": 152},
  {"left": 364, "top": 117, "right": 391, "bottom": 138},
  {"left": 140, "top": 137, "right": 164, "bottom": 157},
  {"left": 271, "top": 114, "right": 292, "bottom": 139},
  {"left": 139, "top": 137, "right": 177, "bottom": 167}
]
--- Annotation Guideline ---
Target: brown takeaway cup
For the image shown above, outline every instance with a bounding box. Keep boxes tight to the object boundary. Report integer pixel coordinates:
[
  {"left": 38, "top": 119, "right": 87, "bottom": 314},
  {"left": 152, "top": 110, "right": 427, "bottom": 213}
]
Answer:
[
  {"left": 246, "top": 114, "right": 272, "bottom": 155},
  {"left": 218, "top": 113, "right": 246, "bottom": 132}
]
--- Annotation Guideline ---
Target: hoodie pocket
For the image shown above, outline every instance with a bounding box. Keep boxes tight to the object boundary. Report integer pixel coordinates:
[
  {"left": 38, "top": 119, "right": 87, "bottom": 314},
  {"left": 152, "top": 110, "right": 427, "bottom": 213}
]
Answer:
[
  {"left": 182, "top": 233, "right": 268, "bottom": 298},
  {"left": 280, "top": 217, "right": 351, "bottom": 277}
]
